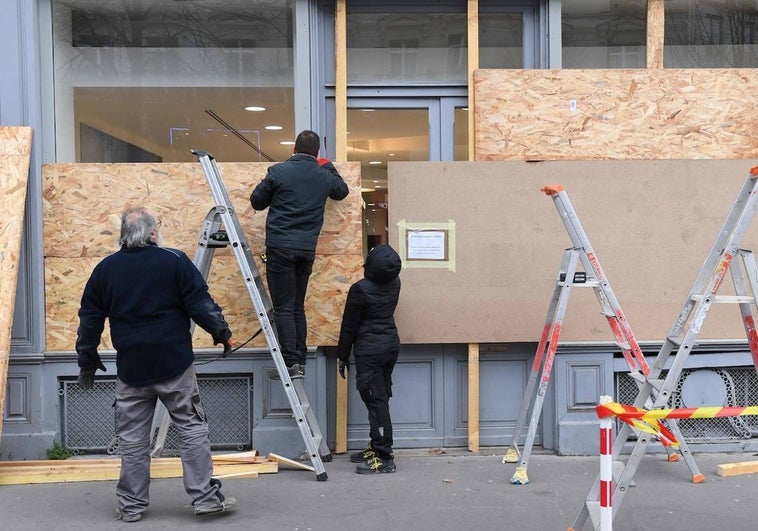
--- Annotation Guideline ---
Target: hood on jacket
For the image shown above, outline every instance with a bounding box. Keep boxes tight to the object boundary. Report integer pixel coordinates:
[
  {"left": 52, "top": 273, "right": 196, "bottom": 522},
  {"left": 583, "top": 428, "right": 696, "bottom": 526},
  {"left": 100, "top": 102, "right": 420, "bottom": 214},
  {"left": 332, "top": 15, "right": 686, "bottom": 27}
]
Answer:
[{"left": 364, "top": 244, "right": 401, "bottom": 284}]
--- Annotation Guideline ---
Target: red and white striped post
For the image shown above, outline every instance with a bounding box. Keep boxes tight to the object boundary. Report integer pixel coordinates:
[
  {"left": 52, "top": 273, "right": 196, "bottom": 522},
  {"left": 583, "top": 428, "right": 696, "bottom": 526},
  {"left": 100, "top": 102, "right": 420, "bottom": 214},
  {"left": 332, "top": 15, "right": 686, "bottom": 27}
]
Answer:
[{"left": 598, "top": 395, "right": 614, "bottom": 531}]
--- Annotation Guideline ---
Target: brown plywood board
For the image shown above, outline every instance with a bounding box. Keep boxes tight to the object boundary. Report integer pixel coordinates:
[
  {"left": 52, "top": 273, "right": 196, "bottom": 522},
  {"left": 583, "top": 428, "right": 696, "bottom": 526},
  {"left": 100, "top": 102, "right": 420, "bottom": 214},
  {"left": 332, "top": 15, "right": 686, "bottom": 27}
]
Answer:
[
  {"left": 474, "top": 69, "right": 758, "bottom": 161},
  {"left": 0, "top": 126, "right": 33, "bottom": 444},
  {"left": 42, "top": 162, "right": 363, "bottom": 351},
  {"left": 389, "top": 159, "right": 758, "bottom": 344}
]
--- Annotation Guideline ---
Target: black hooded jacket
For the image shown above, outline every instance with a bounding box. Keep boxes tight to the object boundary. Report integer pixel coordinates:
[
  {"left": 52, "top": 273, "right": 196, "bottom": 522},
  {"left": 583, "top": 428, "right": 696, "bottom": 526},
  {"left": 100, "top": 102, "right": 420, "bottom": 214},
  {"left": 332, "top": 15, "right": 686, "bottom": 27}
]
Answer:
[{"left": 337, "top": 244, "right": 401, "bottom": 360}]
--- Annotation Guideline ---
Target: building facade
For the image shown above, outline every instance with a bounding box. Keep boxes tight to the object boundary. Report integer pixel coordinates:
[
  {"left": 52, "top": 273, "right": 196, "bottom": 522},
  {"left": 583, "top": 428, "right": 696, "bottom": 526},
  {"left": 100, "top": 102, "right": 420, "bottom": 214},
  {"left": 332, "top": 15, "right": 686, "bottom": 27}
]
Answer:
[{"left": 3, "top": 0, "right": 758, "bottom": 460}]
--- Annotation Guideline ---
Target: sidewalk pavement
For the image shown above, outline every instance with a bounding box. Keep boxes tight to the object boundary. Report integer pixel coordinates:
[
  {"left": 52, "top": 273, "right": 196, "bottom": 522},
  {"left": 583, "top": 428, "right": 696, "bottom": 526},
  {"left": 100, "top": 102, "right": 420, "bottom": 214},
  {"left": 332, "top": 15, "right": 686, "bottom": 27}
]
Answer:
[{"left": 1, "top": 448, "right": 757, "bottom": 530}]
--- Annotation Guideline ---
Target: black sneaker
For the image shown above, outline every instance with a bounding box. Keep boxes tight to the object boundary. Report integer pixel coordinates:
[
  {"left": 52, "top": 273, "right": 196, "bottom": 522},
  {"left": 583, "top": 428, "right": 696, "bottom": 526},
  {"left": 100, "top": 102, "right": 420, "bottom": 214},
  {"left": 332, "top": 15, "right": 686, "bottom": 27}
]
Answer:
[
  {"left": 356, "top": 456, "right": 396, "bottom": 474},
  {"left": 269, "top": 363, "right": 305, "bottom": 380},
  {"left": 288, "top": 363, "right": 305, "bottom": 379},
  {"left": 350, "top": 444, "right": 375, "bottom": 463}
]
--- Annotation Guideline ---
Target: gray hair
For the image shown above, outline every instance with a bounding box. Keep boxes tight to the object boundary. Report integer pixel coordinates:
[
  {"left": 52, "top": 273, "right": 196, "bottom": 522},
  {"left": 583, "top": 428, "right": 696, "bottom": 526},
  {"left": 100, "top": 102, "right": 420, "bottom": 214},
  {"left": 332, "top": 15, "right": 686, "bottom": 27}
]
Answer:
[{"left": 119, "top": 207, "right": 159, "bottom": 248}]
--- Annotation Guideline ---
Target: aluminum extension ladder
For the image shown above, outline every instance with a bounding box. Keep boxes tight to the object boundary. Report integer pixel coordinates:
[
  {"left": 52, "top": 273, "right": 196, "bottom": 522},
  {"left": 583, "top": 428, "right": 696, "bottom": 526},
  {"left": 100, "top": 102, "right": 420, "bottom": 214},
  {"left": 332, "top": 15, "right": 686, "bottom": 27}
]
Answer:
[
  {"left": 570, "top": 166, "right": 758, "bottom": 530},
  {"left": 150, "top": 150, "right": 330, "bottom": 481},
  {"left": 503, "top": 184, "right": 693, "bottom": 486}
]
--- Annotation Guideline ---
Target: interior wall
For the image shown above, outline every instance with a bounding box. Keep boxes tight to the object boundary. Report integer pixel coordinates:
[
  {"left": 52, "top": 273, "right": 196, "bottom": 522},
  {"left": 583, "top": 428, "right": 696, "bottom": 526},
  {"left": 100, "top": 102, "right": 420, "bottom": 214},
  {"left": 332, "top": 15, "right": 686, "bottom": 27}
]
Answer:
[{"left": 42, "top": 161, "right": 363, "bottom": 351}]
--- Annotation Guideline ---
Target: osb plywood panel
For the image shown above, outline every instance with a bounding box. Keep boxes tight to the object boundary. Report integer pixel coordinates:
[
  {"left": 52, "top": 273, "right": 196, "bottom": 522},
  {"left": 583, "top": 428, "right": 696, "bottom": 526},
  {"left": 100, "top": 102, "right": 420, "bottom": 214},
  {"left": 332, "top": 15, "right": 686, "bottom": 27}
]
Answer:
[
  {"left": 0, "top": 126, "right": 33, "bottom": 443},
  {"left": 43, "top": 162, "right": 363, "bottom": 352},
  {"left": 389, "top": 159, "right": 758, "bottom": 344},
  {"left": 474, "top": 69, "right": 758, "bottom": 161}
]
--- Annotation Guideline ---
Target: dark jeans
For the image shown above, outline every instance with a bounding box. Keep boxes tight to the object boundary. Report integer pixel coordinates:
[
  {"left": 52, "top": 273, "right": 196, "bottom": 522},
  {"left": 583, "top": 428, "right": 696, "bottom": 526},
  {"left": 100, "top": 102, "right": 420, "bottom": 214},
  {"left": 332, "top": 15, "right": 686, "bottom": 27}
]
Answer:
[
  {"left": 355, "top": 350, "right": 399, "bottom": 460},
  {"left": 265, "top": 247, "right": 315, "bottom": 366}
]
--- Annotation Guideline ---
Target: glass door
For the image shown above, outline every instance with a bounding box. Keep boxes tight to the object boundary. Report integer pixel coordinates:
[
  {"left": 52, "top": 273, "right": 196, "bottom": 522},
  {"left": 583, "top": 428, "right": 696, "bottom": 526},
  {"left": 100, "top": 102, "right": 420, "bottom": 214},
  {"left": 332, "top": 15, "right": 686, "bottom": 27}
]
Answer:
[{"left": 342, "top": 96, "right": 466, "bottom": 251}]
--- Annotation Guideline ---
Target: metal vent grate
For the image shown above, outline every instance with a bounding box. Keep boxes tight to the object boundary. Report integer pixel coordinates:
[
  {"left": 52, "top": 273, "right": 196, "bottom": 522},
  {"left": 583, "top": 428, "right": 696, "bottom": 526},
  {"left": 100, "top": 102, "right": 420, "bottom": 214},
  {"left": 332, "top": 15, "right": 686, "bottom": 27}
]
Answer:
[
  {"left": 61, "top": 375, "right": 252, "bottom": 454},
  {"left": 616, "top": 367, "right": 758, "bottom": 443}
]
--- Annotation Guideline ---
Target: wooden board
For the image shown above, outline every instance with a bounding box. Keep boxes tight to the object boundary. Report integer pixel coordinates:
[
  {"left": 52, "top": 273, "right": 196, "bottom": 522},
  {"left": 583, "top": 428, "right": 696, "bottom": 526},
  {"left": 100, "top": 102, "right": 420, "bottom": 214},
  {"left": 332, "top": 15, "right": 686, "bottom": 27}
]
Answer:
[
  {"left": 474, "top": 69, "right": 758, "bottom": 162},
  {"left": 0, "top": 126, "right": 33, "bottom": 446},
  {"left": 388, "top": 159, "right": 758, "bottom": 344},
  {"left": 716, "top": 460, "right": 758, "bottom": 478},
  {"left": 41, "top": 161, "right": 364, "bottom": 350},
  {"left": 268, "top": 452, "right": 315, "bottom": 471},
  {"left": 0, "top": 455, "right": 277, "bottom": 485}
]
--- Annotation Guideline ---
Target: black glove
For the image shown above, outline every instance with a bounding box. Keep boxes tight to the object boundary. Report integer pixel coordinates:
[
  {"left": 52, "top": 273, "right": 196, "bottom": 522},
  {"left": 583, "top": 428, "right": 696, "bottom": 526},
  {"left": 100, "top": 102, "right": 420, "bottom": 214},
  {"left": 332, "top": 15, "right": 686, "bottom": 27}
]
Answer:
[
  {"left": 222, "top": 338, "right": 233, "bottom": 358},
  {"left": 338, "top": 359, "right": 348, "bottom": 379},
  {"left": 77, "top": 360, "right": 106, "bottom": 390},
  {"left": 213, "top": 328, "right": 233, "bottom": 358}
]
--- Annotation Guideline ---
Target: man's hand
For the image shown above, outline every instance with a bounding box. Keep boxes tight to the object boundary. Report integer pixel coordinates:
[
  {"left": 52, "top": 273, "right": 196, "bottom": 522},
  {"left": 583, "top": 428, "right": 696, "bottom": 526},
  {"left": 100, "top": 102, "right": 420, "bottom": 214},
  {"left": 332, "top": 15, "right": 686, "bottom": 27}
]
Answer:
[
  {"left": 213, "top": 328, "right": 233, "bottom": 357},
  {"left": 338, "top": 359, "right": 348, "bottom": 379},
  {"left": 78, "top": 359, "right": 107, "bottom": 390},
  {"left": 78, "top": 369, "right": 96, "bottom": 389},
  {"left": 222, "top": 338, "right": 233, "bottom": 358},
  {"left": 317, "top": 157, "right": 331, "bottom": 167}
]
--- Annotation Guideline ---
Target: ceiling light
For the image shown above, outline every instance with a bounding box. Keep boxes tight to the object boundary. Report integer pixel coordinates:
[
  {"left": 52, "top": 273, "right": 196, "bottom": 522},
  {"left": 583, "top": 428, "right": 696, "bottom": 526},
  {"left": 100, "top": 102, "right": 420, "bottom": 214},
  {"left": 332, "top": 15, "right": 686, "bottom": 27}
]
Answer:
[
  {"left": 280, "top": 141, "right": 295, "bottom": 145},
  {"left": 265, "top": 125, "right": 283, "bottom": 130},
  {"left": 244, "top": 106, "right": 266, "bottom": 112},
  {"left": 368, "top": 161, "right": 382, "bottom": 165},
  {"left": 360, "top": 109, "right": 376, "bottom": 112}
]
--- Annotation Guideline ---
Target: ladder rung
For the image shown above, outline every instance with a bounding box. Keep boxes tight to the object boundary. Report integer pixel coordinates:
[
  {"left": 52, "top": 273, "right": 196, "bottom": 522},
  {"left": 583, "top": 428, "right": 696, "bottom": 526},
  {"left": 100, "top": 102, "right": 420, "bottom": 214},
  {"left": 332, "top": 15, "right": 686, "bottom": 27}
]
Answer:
[{"left": 691, "top": 294, "right": 755, "bottom": 303}]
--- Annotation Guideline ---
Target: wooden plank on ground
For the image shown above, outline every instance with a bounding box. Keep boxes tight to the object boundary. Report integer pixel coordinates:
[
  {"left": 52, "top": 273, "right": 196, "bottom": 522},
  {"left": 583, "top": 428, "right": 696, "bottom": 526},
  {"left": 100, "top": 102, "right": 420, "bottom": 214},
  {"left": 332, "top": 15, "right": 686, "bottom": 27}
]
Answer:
[
  {"left": 0, "top": 455, "right": 277, "bottom": 485},
  {"left": 268, "top": 453, "right": 315, "bottom": 472},
  {"left": 716, "top": 460, "right": 758, "bottom": 478}
]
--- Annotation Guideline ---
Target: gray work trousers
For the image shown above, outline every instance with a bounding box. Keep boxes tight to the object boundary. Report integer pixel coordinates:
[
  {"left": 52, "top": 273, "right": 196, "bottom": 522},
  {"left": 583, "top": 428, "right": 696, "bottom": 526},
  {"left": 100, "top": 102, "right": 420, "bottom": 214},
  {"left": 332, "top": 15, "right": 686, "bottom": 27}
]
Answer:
[{"left": 114, "top": 364, "right": 223, "bottom": 515}]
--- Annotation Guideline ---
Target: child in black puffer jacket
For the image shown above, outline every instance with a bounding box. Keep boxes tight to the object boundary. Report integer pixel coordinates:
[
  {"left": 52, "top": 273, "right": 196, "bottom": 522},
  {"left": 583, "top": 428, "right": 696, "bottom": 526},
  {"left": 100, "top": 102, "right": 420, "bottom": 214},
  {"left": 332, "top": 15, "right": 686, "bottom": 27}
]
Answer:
[{"left": 337, "top": 244, "right": 402, "bottom": 474}]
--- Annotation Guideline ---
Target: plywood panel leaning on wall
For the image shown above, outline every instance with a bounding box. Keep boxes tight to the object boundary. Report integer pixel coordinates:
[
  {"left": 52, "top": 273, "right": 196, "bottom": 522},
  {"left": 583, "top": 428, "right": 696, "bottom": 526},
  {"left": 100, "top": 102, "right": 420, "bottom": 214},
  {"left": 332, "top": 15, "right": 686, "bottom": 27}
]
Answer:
[
  {"left": 474, "top": 69, "right": 758, "bottom": 161},
  {"left": 0, "top": 126, "right": 33, "bottom": 444},
  {"left": 42, "top": 161, "right": 363, "bottom": 352},
  {"left": 388, "top": 159, "right": 758, "bottom": 345}
]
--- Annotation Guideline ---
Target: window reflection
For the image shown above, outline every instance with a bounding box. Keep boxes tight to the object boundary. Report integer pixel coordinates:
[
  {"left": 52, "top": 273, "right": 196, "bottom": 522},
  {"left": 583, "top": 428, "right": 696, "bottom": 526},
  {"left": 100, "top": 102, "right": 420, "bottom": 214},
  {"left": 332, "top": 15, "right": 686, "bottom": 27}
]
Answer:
[
  {"left": 347, "top": 7, "right": 468, "bottom": 83},
  {"left": 665, "top": 0, "right": 758, "bottom": 67},
  {"left": 53, "top": 0, "right": 295, "bottom": 163},
  {"left": 561, "top": 0, "right": 646, "bottom": 68}
]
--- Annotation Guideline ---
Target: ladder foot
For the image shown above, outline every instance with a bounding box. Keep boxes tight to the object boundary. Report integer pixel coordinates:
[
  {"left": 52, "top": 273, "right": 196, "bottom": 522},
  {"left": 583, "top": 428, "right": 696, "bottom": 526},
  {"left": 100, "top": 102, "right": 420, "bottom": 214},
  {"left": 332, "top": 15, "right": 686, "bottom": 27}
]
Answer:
[
  {"left": 502, "top": 447, "right": 519, "bottom": 463},
  {"left": 321, "top": 453, "right": 333, "bottom": 463},
  {"left": 667, "top": 453, "right": 680, "bottom": 462},
  {"left": 692, "top": 473, "right": 705, "bottom": 484},
  {"left": 316, "top": 472, "right": 328, "bottom": 482},
  {"left": 510, "top": 466, "right": 529, "bottom": 485}
]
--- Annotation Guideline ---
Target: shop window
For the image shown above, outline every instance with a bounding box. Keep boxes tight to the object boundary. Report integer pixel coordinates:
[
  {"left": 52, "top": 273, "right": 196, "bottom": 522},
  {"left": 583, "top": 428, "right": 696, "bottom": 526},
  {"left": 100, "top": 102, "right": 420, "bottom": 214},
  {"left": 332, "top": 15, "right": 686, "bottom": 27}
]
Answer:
[
  {"left": 561, "top": 0, "right": 646, "bottom": 69},
  {"left": 665, "top": 0, "right": 758, "bottom": 67},
  {"left": 53, "top": 0, "right": 295, "bottom": 163}
]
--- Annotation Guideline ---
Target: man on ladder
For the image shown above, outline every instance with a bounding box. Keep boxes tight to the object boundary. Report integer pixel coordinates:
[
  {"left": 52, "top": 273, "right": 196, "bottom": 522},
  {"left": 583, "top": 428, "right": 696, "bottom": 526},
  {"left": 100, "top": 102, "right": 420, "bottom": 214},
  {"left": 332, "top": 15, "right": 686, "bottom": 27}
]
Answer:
[{"left": 250, "top": 130, "right": 349, "bottom": 379}]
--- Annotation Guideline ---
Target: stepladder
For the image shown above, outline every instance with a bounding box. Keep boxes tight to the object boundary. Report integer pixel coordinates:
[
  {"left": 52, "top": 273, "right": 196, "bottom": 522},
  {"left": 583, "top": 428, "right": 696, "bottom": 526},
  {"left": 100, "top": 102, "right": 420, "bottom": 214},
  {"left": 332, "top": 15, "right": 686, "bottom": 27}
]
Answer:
[
  {"left": 570, "top": 166, "right": 758, "bottom": 531},
  {"left": 504, "top": 184, "right": 693, "bottom": 486},
  {"left": 150, "top": 150, "right": 330, "bottom": 481}
]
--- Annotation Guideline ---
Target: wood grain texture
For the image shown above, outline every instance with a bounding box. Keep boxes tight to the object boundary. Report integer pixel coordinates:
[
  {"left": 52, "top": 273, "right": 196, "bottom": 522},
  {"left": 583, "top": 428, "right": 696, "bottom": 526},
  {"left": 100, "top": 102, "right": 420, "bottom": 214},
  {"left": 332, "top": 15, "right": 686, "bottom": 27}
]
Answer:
[
  {"left": 0, "top": 126, "right": 33, "bottom": 444},
  {"left": 475, "top": 69, "right": 758, "bottom": 161},
  {"left": 42, "top": 161, "right": 363, "bottom": 351}
]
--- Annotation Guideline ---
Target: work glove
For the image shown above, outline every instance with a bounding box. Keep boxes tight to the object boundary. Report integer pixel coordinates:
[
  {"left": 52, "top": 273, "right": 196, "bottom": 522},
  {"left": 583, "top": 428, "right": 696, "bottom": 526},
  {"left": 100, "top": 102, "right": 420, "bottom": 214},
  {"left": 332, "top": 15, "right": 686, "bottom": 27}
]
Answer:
[
  {"left": 317, "top": 157, "right": 331, "bottom": 167},
  {"left": 78, "top": 360, "right": 106, "bottom": 390},
  {"left": 214, "top": 328, "right": 233, "bottom": 358},
  {"left": 338, "top": 359, "right": 348, "bottom": 379},
  {"left": 222, "top": 338, "right": 233, "bottom": 358}
]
